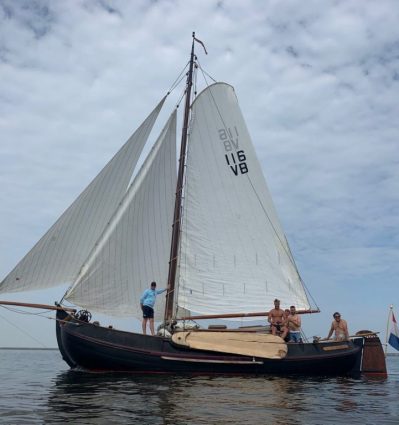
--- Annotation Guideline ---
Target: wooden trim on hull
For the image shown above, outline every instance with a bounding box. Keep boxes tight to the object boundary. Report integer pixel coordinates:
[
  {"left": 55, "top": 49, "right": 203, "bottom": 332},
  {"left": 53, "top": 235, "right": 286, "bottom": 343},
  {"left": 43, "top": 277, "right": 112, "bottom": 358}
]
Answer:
[{"left": 161, "top": 356, "right": 264, "bottom": 364}]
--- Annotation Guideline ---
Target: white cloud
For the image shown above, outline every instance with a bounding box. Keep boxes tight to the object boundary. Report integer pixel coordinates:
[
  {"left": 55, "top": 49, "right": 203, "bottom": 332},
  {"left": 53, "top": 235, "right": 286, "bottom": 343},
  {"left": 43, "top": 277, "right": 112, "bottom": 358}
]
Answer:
[{"left": 0, "top": 0, "right": 398, "bottom": 347}]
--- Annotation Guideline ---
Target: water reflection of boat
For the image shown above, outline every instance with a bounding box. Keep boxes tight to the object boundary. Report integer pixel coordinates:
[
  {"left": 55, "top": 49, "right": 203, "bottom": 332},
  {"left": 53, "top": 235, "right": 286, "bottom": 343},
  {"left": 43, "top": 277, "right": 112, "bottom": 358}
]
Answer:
[{"left": 44, "top": 372, "right": 367, "bottom": 424}]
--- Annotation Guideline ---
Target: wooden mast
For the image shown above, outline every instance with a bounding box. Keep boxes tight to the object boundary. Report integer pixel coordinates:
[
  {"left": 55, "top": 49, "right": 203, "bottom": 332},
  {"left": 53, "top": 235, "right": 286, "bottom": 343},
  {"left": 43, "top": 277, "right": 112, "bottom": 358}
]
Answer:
[{"left": 164, "top": 33, "right": 196, "bottom": 322}]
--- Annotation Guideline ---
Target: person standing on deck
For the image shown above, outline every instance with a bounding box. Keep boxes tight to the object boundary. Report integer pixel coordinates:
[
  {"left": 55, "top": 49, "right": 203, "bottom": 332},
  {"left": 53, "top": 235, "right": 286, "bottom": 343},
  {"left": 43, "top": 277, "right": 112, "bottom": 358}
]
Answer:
[
  {"left": 268, "top": 299, "right": 288, "bottom": 339},
  {"left": 326, "top": 312, "right": 349, "bottom": 341},
  {"left": 287, "top": 305, "right": 302, "bottom": 343},
  {"left": 140, "top": 281, "right": 169, "bottom": 335}
]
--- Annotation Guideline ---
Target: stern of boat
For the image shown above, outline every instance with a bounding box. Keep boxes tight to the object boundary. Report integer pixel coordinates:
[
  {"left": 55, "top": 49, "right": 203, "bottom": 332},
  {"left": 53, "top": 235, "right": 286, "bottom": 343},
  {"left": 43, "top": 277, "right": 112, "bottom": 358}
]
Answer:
[{"left": 356, "top": 330, "right": 387, "bottom": 377}]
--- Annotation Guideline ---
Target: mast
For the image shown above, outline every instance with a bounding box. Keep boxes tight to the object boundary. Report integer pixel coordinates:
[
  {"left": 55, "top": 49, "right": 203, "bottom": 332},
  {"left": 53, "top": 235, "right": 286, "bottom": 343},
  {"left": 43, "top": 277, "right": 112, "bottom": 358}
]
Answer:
[{"left": 164, "top": 33, "right": 196, "bottom": 321}]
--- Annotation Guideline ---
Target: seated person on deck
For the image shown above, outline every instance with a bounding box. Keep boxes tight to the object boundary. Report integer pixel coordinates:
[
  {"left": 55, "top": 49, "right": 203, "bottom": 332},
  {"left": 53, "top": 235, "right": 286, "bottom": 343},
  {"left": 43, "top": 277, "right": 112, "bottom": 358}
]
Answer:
[{"left": 267, "top": 299, "right": 288, "bottom": 339}]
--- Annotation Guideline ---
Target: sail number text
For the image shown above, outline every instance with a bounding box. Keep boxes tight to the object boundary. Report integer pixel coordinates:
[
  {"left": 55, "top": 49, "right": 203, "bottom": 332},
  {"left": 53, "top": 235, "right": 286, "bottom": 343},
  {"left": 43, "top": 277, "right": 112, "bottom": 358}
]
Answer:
[{"left": 218, "top": 126, "right": 248, "bottom": 176}]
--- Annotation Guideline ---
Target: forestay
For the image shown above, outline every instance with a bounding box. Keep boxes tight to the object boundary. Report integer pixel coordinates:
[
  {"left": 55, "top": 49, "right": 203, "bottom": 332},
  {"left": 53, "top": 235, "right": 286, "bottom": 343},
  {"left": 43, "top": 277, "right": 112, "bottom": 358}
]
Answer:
[
  {"left": 177, "top": 83, "right": 310, "bottom": 317},
  {"left": 0, "top": 99, "right": 165, "bottom": 295},
  {"left": 65, "top": 111, "right": 177, "bottom": 318}
]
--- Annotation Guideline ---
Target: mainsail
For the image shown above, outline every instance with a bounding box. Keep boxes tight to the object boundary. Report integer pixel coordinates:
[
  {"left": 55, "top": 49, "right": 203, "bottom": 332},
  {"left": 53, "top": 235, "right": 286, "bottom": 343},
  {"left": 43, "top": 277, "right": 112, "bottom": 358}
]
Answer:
[
  {"left": 0, "top": 99, "right": 165, "bottom": 295},
  {"left": 176, "top": 83, "right": 310, "bottom": 316},
  {"left": 65, "top": 111, "right": 177, "bottom": 318}
]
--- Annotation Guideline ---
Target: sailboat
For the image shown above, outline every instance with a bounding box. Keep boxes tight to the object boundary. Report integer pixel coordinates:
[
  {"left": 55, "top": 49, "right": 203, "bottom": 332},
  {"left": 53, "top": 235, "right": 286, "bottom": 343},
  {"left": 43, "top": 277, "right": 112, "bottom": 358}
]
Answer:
[{"left": 0, "top": 34, "right": 386, "bottom": 376}]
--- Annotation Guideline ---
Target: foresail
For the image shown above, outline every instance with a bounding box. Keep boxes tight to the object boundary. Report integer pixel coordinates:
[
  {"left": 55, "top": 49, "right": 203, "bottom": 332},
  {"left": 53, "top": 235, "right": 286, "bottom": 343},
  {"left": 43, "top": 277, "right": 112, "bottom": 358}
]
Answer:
[
  {"left": 177, "top": 83, "right": 310, "bottom": 317},
  {"left": 65, "top": 111, "right": 177, "bottom": 319},
  {"left": 0, "top": 98, "right": 165, "bottom": 294}
]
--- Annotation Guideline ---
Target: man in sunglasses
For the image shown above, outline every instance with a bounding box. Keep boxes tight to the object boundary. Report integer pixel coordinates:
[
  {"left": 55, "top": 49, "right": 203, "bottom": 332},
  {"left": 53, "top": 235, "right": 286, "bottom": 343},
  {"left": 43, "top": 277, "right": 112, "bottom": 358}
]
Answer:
[{"left": 326, "top": 312, "right": 349, "bottom": 341}]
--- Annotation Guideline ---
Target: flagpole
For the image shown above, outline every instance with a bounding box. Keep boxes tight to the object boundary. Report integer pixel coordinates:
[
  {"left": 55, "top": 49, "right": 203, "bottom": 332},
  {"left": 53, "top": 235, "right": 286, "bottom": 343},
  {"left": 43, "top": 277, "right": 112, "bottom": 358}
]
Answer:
[{"left": 385, "top": 305, "right": 393, "bottom": 356}]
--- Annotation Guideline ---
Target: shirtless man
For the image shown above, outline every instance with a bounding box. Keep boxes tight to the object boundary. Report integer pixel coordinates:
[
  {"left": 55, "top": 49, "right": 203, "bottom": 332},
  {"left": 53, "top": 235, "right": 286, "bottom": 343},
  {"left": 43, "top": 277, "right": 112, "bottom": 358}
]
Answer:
[
  {"left": 326, "top": 312, "right": 349, "bottom": 341},
  {"left": 287, "top": 305, "right": 302, "bottom": 343},
  {"left": 268, "top": 299, "right": 288, "bottom": 339}
]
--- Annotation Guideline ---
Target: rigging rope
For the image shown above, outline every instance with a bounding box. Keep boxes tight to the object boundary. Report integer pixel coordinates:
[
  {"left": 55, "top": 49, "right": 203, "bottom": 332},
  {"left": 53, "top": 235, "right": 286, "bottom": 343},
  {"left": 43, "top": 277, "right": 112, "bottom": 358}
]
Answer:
[
  {"left": 167, "top": 61, "right": 190, "bottom": 94},
  {"left": 175, "top": 86, "right": 186, "bottom": 109},
  {"left": 0, "top": 304, "right": 81, "bottom": 322},
  {"left": 0, "top": 307, "right": 48, "bottom": 348},
  {"left": 0, "top": 305, "right": 53, "bottom": 316},
  {"left": 197, "top": 59, "right": 217, "bottom": 84}
]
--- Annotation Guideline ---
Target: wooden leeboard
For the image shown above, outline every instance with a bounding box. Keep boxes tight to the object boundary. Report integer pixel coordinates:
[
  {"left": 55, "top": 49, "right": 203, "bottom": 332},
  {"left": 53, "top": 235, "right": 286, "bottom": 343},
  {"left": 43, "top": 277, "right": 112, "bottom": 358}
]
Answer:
[{"left": 172, "top": 331, "right": 287, "bottom": 359}]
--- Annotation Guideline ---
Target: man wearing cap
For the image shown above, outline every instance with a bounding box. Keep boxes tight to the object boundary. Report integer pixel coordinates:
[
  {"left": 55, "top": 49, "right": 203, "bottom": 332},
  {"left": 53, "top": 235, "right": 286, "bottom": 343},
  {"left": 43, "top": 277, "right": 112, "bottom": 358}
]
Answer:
[
  {"left": 140, "top": 281, "right": 169, "bottom": 335},
  {"left": 326, "top": 312, "right": 349, "bottom": 341},
  {"left": 267, "top": 298, "right": 288, "bottom": 339}
]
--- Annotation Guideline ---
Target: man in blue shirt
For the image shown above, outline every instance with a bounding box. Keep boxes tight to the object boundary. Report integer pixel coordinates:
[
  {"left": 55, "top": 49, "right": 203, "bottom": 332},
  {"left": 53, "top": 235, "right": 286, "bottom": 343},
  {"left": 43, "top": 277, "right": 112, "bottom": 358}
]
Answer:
[{"left": 140, "top": 281, "right": 169, "bottom": 335}]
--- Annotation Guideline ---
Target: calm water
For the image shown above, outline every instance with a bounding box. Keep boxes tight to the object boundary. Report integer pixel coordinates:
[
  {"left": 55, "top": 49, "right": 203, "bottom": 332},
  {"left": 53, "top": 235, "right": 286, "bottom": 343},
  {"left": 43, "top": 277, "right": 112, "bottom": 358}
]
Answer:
[{"left": 0, "top": 350, "right": 398, "bottom": 424}]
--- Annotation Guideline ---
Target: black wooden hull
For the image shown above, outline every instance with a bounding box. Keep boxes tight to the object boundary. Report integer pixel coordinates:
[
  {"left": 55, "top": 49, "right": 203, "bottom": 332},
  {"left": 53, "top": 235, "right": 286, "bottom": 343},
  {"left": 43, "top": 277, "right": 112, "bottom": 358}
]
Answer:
[{"left": 56, "top": 310, "right": 363, "bottom": 376}]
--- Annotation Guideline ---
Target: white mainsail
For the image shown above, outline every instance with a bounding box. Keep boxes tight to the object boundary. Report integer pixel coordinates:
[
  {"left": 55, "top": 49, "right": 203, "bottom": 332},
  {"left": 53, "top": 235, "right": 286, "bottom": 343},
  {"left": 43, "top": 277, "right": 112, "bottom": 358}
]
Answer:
[
  {"left": 65, "top": 111, "right": 177, "bottom": 318},
  {"left": 0, "top": 99, "right": 165, "bottom": 294},
  {"left": 177, "top": 83, "right": 310, "bottom": 316}
]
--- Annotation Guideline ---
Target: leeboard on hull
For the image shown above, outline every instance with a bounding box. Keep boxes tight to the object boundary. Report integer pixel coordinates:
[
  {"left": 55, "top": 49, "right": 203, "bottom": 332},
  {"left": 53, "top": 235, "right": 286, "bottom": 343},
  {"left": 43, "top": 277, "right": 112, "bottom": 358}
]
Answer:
[{"left": 171, "top": 331, "right": 288, "bottom": 359}]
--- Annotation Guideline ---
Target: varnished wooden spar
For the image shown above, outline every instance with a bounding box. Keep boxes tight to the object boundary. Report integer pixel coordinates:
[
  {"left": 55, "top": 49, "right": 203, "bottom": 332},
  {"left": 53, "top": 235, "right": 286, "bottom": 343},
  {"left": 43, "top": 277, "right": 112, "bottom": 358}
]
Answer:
[
  {"left": 179, "top": 308, "right": 320, "bottom": 321},
  {"left": 0, "top": 300, "right": 76, "bottom": 313}
]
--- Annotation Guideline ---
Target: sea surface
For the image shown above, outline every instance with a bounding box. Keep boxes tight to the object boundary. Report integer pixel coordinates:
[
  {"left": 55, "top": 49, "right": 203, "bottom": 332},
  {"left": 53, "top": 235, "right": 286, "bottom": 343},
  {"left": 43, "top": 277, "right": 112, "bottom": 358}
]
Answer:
[{"left": 0, "top": 349, "right": 398, "bottom": 425}]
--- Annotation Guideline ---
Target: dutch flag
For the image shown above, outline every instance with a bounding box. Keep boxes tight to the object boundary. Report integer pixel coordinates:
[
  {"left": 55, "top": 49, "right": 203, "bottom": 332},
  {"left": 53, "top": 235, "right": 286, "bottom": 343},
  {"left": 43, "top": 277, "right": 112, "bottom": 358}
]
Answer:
[{"left": 388, "top": 312, "right": 399, "bottom": 351}]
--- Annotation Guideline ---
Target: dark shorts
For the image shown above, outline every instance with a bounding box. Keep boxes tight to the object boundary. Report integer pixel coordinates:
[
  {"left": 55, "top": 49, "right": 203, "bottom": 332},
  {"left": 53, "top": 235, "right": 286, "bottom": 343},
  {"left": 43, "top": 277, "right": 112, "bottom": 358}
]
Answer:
[{"left": 142, "top": 305, "right": 154, "bottom": 319}]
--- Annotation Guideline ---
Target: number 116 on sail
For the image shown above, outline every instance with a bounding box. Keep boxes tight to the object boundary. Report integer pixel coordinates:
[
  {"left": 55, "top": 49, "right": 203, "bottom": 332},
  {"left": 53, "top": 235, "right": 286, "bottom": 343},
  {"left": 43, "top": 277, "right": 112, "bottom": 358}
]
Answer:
[
  {"left": 219, "top": 126, "right": 248, "bottom": 175},
  {"left": 224, "top": 150, "right": 248, "bottom": 175}
]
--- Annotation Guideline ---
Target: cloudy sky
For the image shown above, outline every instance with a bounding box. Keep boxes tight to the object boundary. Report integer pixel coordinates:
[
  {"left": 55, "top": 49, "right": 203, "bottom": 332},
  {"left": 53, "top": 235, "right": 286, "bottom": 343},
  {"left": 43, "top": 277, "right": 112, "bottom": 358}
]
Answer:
[{"left": 1, "top": 0, "right": 398, "bottom": 349}]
